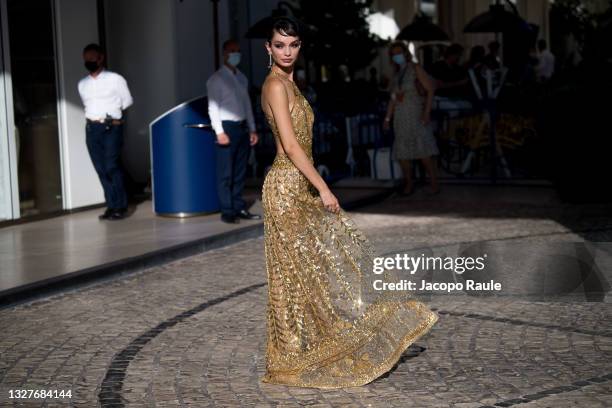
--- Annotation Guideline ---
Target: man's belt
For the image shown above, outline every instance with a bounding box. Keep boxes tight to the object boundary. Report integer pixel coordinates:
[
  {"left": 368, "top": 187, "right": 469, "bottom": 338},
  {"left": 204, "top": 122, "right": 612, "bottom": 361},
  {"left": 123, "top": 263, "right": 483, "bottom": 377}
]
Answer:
[{"left": 86, "top": 118, "right": 124, "bottom": 125}]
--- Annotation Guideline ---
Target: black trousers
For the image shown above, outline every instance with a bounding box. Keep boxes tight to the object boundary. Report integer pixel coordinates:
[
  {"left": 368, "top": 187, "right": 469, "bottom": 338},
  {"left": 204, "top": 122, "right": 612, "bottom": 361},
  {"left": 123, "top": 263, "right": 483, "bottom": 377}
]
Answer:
[
  {"left": 215, "top": 120, "right": 250, "bottom": 217},
  {"left": 85, "top": 122, "right": 128, "bottom": 210}
]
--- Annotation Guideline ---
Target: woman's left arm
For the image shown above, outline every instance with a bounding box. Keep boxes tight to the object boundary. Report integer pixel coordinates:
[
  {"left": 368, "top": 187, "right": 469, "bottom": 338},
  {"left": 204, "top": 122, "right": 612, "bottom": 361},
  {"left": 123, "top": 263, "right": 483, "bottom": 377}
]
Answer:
[{"left": 415, "top": 64, "right": 435, "bottom": 125}]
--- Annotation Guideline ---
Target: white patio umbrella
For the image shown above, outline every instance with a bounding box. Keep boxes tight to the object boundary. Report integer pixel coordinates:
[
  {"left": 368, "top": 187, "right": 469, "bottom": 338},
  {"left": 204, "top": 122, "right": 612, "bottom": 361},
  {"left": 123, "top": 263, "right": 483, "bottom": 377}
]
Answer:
[{"left": 366, "top": 11, "right": 400, "bottom": 40}]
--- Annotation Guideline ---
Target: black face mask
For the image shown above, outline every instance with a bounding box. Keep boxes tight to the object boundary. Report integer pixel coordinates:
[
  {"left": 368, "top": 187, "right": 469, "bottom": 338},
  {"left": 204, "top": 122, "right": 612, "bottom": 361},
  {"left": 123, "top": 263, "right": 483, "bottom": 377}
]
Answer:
[{"left": 84, "top": 61, "right": 99, "bottom": 72}]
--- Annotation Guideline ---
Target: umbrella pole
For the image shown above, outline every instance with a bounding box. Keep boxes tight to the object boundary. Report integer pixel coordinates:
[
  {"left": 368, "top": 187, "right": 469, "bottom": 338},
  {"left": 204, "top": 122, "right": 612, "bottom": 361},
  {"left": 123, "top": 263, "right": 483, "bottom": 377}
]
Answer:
[
  {"left": 497, "top": 32, "right": 504, "bottom": 67},
  {"left": 488, "top": 101, "right": 497, "bottom": 184},
  {"left": 485, "top": 70, "right": 497, "bottom": 184},
  {"left": 212, "top": 0, "right": 220, "bottom": 70}
]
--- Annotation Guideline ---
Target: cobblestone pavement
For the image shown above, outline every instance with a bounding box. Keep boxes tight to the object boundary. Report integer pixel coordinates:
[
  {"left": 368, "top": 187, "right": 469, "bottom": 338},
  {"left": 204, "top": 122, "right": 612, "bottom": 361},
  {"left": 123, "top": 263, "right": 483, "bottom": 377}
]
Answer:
[{"left": 1, "top": 188, "right": 611, "bottom": 407}]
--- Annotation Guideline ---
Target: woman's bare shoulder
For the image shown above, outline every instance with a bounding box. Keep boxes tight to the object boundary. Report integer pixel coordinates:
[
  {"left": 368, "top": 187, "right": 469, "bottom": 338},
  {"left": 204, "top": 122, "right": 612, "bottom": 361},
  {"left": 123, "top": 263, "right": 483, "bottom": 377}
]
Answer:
[{"left": 262, "top": 76, "right": 288, "bottom": 97}]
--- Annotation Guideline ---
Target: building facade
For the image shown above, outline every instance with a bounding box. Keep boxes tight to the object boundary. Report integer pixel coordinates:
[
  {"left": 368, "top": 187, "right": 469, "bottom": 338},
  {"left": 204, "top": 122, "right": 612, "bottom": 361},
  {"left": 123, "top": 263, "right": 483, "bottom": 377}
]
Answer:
[
  {"left": 0, "top": 0, "right": 553, "bottom": 222},
  {"left": 0, "top": 0, "right": 238, "bottom": 221}
]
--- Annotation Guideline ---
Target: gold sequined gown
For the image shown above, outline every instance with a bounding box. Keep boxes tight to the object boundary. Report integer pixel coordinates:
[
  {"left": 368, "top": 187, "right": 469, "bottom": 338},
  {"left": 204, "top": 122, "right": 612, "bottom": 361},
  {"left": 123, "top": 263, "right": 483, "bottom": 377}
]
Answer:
[{"left": 261, "top": 72, "right": 438, "bottom": 388}]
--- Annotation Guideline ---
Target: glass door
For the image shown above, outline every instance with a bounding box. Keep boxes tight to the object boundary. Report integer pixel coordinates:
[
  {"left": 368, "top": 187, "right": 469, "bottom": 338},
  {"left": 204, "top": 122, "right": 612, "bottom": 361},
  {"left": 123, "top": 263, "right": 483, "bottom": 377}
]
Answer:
[{"left": 5, "top": 0, "right": 62, "bottom": 217}]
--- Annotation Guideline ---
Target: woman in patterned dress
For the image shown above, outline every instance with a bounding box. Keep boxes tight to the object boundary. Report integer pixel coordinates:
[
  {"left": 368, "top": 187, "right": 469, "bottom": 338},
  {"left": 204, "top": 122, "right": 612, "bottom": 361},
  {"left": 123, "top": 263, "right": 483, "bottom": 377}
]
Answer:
[
  {"left": 259, "top": 18, "right": 438, "bottom": 388},
  {"left": 383, "top": 41, "right": 440, "bottom": 195}
]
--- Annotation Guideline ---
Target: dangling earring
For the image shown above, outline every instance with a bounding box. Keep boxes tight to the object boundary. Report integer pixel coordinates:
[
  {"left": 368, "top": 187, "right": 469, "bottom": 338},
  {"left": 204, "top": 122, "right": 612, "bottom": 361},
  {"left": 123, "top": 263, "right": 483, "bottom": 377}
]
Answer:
[{"left": 268, "top": 53, "right": 272, "bottom": 69}]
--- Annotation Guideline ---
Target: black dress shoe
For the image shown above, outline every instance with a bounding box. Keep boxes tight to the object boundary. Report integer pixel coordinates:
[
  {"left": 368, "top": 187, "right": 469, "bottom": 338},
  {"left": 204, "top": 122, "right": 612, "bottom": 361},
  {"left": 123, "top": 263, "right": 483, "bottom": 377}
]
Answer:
[
  {"left": 237, "top": 209, "right": 262, "bottom": 220},
  {"left": 107, "top": 210, "right": 126, "bottom": 220},
  {"left": 99, "top": 208, "right": 113, "bottom": 220},
  {"left": 221, "top": 214, "right": 239, "bottom": 224}
]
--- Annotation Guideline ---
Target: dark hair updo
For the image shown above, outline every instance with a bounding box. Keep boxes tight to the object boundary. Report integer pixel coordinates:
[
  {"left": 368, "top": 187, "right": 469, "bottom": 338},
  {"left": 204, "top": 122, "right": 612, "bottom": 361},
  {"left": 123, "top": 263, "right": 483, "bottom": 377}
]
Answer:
[{"left": 267, "top": 17, "right": 301, "bottom": 43}]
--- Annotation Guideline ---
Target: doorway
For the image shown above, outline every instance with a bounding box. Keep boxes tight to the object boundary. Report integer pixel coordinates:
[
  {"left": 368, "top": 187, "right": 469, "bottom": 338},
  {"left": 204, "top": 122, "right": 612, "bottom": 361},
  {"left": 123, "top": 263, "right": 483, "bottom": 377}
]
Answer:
[{"left": 3, "top": 0, "right": 63, "bottom": 218}]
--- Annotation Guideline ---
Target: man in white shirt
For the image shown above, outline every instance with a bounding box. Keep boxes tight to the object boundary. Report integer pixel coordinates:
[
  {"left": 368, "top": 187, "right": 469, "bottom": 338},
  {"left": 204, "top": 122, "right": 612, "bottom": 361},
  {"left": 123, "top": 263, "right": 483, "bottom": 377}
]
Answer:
[
  {"left": 207, "top": 39, "right": 260, "bottom": 224},
  {"left": 78, "top": 43, "right": 133, "bottom": 220},
  {"left": 537, "top": 39, "right": 555, "bottom": 82}
]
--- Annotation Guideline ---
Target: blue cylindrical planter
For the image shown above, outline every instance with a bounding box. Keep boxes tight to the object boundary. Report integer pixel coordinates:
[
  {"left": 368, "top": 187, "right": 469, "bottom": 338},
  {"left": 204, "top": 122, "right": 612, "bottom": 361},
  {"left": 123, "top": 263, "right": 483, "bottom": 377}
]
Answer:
[{"left": 149, "top": 95, "right": 219, "bottom": 217}]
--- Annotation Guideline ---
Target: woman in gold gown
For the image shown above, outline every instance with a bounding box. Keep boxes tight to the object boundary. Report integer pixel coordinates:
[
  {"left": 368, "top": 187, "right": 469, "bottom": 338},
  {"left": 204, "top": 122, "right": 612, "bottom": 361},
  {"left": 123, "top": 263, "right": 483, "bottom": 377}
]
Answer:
[{"left": 260, "top": 17, "right": 438, "bottom": 389}]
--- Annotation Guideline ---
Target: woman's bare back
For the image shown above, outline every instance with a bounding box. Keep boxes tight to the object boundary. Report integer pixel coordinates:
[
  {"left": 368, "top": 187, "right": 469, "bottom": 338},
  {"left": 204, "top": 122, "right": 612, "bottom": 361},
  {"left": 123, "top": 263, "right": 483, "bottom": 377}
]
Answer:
[{"left": 261, "top": 75, "right": 298, "bottom": 156}]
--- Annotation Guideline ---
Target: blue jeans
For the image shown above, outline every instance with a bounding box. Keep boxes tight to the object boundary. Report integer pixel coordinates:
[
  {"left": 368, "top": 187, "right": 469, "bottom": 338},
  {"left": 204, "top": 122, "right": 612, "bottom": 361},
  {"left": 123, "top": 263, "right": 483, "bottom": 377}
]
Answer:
[
  {"left": 85, "top": 122, "right": 128, "bottom": 210},
  {"left": 215, "top": 120, "right": 250, "bottom": 217}
]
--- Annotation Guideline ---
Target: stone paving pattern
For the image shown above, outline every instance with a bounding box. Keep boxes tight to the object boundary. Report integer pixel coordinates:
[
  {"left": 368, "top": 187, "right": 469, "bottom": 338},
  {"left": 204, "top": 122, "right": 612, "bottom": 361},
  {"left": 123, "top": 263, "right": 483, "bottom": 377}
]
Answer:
[{"left": 1, "top": 186, "right": 611, "bottom": 407}]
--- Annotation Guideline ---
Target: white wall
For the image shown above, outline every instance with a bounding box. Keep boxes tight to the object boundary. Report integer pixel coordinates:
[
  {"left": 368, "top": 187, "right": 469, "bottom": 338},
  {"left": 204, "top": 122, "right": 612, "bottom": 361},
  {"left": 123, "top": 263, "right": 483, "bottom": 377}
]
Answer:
[
  {"left": 0, "top": 0, "right": 15, "bottom": 219},
  {"left": 54, "top": 0, "right": 104, "bottom": 209},
  {"left": 175, "top": 0, "right": 213, "bottom": 101},
  {"left": 175, "top": 0, "right": 230, "bottom": 101},
  {"left": 104, "top": 0, "right": 231, "bottom": 183},
  {"left": 0, "top": 75, "right": 12, "bottom": 219},
  {"left": 105, "top": 0, "right": 178, "bottom": 183}
]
